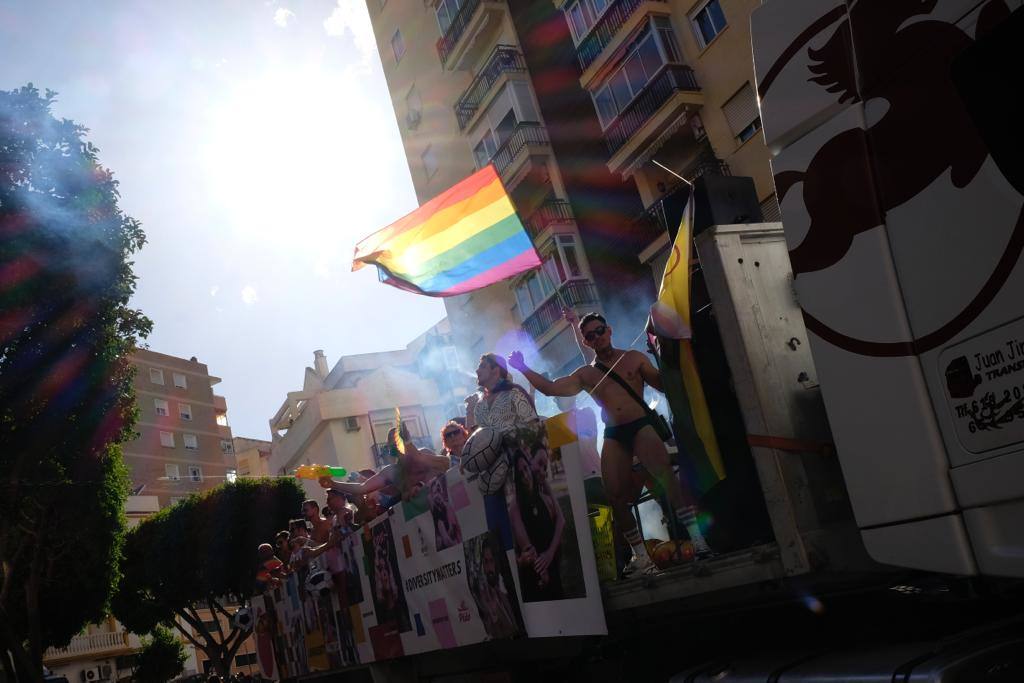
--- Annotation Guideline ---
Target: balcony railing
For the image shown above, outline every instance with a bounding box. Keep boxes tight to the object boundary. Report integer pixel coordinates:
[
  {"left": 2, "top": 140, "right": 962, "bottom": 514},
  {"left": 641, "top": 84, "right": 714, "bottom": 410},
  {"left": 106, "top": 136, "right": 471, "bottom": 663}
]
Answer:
[
  {"left": 489, "top": 123, "right": 550, "bottom": 178},
  {"left": 456, "top": 45, "right": 527, "bottom": 130},
  {"left": 576, "top": 0, "right": 666, "bottom": 73},
  {"left": 524, "top": 198, "right": 574, "bottom": 240},
  {"left": 522, "top": 280, "right": 600, "bottom": 341},
  {"left": 44, "top": 631, "right": 130, "bottom": 660},
  {"left": 437, "top": 0, "right": 505, "bottom": 67},
  {"left": 605, "top": 65, "right": 700, "bottom": 157},
  {"left": 633, "top": 151, "right": 730, "bottom": 239}
]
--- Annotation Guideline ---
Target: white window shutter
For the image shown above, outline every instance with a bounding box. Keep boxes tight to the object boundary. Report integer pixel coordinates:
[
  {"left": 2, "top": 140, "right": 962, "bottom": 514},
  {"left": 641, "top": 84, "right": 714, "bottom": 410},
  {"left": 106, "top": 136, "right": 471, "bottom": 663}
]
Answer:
[{"left": 722, "top": 83, "right": 759, "bottom": 137}]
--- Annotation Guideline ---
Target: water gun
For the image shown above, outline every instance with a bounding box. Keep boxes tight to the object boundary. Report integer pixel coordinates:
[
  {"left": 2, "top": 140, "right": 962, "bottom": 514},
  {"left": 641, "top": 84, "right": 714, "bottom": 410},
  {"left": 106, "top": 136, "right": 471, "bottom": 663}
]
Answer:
[{"left": 294, "top": 464, "right": 347, "bottom": 481}]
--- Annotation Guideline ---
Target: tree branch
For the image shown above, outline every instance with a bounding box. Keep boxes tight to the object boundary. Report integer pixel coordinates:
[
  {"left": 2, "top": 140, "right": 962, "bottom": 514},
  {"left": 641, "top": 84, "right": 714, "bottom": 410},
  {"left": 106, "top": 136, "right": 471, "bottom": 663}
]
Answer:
[
  {"left": 170, "top": 618, "right": 206, "bottom": 652},
  {"left": 227, "top": 626, "right": 249, "bottom": 662},
  {"left": 209, "top": 596, "right": 233, "bottom": 623},
  {"left": 174, "top": 607, "right": 212, "bottom": 649},
  {"left": 207, "top": 596, "right": 227, "bottom": 645}
]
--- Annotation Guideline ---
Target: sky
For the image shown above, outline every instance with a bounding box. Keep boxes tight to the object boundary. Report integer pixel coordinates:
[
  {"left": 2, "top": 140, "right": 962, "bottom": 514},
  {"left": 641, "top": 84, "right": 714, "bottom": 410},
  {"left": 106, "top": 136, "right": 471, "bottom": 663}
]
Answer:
[{"left": 0, "top": 0, "right": 446, "bottom": 439}]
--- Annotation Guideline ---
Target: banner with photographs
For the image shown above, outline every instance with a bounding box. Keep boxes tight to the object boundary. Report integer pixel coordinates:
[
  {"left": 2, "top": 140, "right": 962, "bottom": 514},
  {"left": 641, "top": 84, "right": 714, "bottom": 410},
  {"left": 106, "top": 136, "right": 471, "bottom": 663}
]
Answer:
[{"left": 256, "top": 411, "right": 606, "bottom": 678}]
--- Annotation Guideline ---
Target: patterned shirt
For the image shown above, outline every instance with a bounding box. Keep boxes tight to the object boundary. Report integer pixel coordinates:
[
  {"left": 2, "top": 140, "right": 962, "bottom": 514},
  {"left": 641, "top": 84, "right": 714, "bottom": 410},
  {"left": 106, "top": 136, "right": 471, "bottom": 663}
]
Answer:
[{"left": 473, "top": 385, "right": 539, "bottom": 435}]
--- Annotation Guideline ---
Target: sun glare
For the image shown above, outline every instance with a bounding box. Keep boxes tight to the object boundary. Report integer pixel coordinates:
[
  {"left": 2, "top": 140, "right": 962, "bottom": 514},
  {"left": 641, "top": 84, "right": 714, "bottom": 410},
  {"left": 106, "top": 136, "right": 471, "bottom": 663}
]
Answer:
[{"left": 201, "top": 66, "right": 400, "bottom": 258}]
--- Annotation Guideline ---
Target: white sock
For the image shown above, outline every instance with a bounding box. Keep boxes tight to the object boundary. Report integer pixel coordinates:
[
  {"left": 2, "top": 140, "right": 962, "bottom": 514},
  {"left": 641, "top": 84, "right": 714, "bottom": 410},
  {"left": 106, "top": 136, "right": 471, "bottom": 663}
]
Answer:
[
  {"left": 676, "top": 506, "right": 710, "bottom": 554},
  {"left": 624, "top": 528, "right": 649, "bottom": 559}
]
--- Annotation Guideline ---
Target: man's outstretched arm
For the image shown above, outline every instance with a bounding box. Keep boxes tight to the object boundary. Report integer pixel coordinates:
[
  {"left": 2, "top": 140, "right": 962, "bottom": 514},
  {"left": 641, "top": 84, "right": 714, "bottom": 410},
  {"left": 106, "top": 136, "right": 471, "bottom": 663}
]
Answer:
[
  {"left": 319, "top": 466, "right": 394, "bottom": 495},
  {"left": 508, "top": 351, "right": 582, "bottom": 397}
]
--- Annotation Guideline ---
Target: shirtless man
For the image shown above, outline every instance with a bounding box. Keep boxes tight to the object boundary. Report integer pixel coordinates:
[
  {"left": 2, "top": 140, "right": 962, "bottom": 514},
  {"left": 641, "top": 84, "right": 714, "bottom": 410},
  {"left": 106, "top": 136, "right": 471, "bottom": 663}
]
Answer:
[
  {"left": 509, "top": 312, "right": 710, "bottom": 575},
  {"left": 319, "top": 425, "right": 450, "bottom": 504},
  {"left": 302, "top": 499, "right": 333, "bottom": 545}
]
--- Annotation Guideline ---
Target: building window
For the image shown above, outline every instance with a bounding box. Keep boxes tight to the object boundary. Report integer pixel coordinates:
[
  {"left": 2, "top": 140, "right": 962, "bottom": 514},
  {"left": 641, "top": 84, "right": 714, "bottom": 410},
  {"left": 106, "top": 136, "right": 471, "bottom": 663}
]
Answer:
[
  {"left": 179, "top": 403, "right": 192, "bottom": 421},
  {"left": 344, "top": 416, "right": 361, "bottom": 433},
  {"left": 422, "top": 145, "right": 439, "bottom": 179},
  {"left": 722, "top": 82, "right": 761, "bottom": 144},
  {"left": 471, "top": 83, "right": 540, "bottom": 169},
  {"left": 591, "top": 22, "right": 682, "bottom": 130},
  {"left": 150, "top": 368, "right": 164, "bottom": 385},
  {"left": 515, "top": 269, "right": 556, "bottom": 318},
  {"left": 691, "top": 0, "right": 727, "bottom": 49},
  {"left": 406, "top": 86, "right": 422, "bottom": 129},
  {"left": 473, "top": 130, "right": 498, "bottom": 169},
  {"left": 226, "top": 469, "right": 237, "bottom": 483},
  {"left": 435, "top": 0, "right": 462, "bottom": 35},
  {"left": 183, "top": 433, "right": 198, "bottom": 450},
  {"left": 165, "top": 464, "right": 180, "bottom": 481},
  {"left": 515, "top": 234, "right": 588, "bottom": 318},
  {"left": 159, "top": 431, "right": 175, "bottom": 448},
  {"left": 564, "top": 0, "right": 611, "bottom": 45},
  {"left": 391, "top": 29, "right": 405, "bottom": 62},
  {"left": 443, "top": 346, "right": 459, "bottom": 369},
  {"left": 236, "top": 653, "right": 257, "bottom": 667},
  {"left": 154, "top": 399, "right": 169, "bottom": 417},
  {"left": 760, "top": 194, "right": 782, "bottom": 222},
  {"left": 188, "top": 465, "right": 203, "bottom": 483},
  {"left": 220, "top": 439, "right": 233, "bottom": 454},
  {"left": 172, "top": 373, "right": 187, "bottom": 389}
]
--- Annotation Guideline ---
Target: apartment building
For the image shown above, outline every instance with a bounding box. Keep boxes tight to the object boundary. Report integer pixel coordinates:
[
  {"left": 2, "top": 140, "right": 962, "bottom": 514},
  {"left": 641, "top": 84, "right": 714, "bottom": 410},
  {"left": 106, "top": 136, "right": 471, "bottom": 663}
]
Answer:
[
  {"left": 367, "top": 0, "right": 772, "bottom": 361},
  {"left": 268, "top": 319, "right": 473, "bottom": 500},
  {"left": 548, "top": 0, "right": 776, "bottom": 278},
  {"left": 123, "top": 350, "right": 233, "bottom": 509},
  {"left": 233, "top": 436, "right": 272, "bottom": 479}
]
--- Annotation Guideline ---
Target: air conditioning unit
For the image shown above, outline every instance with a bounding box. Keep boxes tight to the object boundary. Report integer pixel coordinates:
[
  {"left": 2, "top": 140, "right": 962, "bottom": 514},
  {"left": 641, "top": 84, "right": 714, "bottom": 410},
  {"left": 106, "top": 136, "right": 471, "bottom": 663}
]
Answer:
[
  {"left": 406, "top": 109, "right": 422, "bottom": 130},
  {"left": 344, "top": 416, "right": 360, "bottom": 432}
]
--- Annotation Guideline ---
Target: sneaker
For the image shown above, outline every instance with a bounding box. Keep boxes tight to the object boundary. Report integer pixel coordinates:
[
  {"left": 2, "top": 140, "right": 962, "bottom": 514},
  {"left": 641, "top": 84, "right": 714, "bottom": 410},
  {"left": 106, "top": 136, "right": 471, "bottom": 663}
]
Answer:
[{"left": 623, "top": 553, "right": 659, "bottom": 577}]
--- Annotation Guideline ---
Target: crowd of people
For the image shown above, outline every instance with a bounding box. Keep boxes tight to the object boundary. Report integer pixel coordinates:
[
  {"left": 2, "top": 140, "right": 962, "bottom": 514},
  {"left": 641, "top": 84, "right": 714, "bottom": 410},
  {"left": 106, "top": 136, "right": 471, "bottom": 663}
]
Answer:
[
  {"left": 254, "top": 420, "right": 471, "bottom": 594},
  {"left": 255, "top": 309, "right": 709, "bottom": 593}
]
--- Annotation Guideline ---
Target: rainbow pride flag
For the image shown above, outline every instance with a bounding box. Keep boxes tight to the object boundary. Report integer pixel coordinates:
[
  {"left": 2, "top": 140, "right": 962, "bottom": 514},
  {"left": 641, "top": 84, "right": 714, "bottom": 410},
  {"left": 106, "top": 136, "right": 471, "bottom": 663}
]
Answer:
[{"left": 352, "top": 165, "right": 541, "bottom": 296}]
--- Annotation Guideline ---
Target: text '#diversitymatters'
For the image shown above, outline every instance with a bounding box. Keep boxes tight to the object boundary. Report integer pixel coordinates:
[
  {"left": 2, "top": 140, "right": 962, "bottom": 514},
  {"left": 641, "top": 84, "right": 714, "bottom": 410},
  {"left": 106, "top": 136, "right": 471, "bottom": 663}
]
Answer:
[{"left": 405, "top": 560, "right": 463, "bottom": 592}]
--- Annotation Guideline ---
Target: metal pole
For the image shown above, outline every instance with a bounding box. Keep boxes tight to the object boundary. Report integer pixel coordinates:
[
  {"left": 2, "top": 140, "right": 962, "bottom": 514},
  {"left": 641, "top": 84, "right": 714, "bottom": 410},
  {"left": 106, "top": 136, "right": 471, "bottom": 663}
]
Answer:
[{"left": 652, "top": 159, "right": 694, "bottom": 186}]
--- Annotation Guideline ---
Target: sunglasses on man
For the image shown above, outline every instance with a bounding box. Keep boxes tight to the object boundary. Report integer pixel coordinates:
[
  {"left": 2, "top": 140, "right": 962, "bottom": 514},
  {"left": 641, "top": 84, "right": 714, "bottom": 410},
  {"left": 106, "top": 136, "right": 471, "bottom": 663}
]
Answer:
[
  {"left": 442, "top": 429, "right": 462, "bottom": 440},
  {"left": 583, "top": 324, "right": 607, "bottom": 342}
]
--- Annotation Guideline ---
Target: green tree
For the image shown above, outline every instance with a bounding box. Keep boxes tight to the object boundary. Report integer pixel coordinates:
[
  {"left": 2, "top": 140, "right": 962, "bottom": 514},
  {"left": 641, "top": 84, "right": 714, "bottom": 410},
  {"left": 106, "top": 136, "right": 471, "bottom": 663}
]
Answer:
[
  {"left": 113, "top": 479, "right": 304, "bottom": 677},
  {"left": 133, "top": 627, "right": 187, "bottom": 683},
  {"left": 0, "top": 85, "right": 151, "bottom": 683}
]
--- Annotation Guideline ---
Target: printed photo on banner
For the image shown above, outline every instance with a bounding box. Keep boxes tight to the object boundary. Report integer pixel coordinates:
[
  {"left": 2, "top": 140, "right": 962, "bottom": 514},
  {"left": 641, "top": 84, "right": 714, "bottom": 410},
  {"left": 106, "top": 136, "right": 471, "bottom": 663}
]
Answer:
[
  {"left": 429, "top": 474, "right": 463, "bottom": 552},
  {"left": 463, "top": 531, "right": 525, "bottom": 640},
  {"left": 328, "top": 536, "right": 364, "bottom": 608},
  {"left": 507, "top": 434, "right": 586, "bottom": 603},
  {"left": 367, "top": 519, "right": 411, "bottom": 633}
]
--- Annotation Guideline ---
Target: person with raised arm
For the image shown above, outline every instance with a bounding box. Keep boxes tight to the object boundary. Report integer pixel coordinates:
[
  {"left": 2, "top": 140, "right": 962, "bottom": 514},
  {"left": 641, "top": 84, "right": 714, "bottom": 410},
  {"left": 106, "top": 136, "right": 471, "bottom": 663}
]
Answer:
[
  {"left": 318, "top": 425, "right": 449, "bottom": 505},
  {"left": 509, "top": 312, "right": 711, "bottom": 576}
]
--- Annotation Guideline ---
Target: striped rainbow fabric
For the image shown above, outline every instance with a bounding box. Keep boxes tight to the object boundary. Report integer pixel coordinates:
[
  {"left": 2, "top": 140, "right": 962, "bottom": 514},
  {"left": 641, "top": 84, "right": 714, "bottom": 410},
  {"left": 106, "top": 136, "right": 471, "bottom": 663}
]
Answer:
[{"left": 352, "top": 165, "right": 541, "bottom": 296}]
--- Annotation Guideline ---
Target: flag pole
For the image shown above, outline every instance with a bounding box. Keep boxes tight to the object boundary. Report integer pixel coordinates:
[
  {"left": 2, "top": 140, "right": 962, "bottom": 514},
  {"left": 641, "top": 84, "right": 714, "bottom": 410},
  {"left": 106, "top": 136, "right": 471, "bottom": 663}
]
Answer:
[{"left": 652, "top": 159, "right": 693, "bottom": 186}]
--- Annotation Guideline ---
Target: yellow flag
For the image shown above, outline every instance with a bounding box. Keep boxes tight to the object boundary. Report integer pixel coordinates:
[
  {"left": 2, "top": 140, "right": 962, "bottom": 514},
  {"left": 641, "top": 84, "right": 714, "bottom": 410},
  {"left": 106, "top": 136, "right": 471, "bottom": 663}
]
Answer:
[
  {"left": 394, "top": 407, "right": 406, "bottom": 456},
  {"left": 650, "top": 190, "right": 726, "bottom": 484}
]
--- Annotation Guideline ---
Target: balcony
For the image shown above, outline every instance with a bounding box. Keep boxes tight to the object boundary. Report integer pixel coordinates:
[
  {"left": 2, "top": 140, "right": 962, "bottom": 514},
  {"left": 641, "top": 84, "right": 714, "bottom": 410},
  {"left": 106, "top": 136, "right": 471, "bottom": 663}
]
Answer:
[
  {"left": 488, "top": 122, "right": 551, "bottom": 188},
  {"left": 632, "top": 152, "right": 730, "bottom": 241},
  {"left": 576, "top": 0, "right": 667, "bottom": 75},
  {"left": 524, "top": 198, "right": 575, "bottom": 241},
  {"left": 605, "top": 65, "right": 704, "bottom": 176},
  {"left": 44, "top": 631, "right": 132, "bottom": 663},
  {"left": 456, "top": 45, "right": 527, "bottom": 130},
  {"left": 522, "top": 280, "right": 600, "bottom": 342},
  {"left": 436, "top": 0, "right": 507, "bottom": 71}
]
